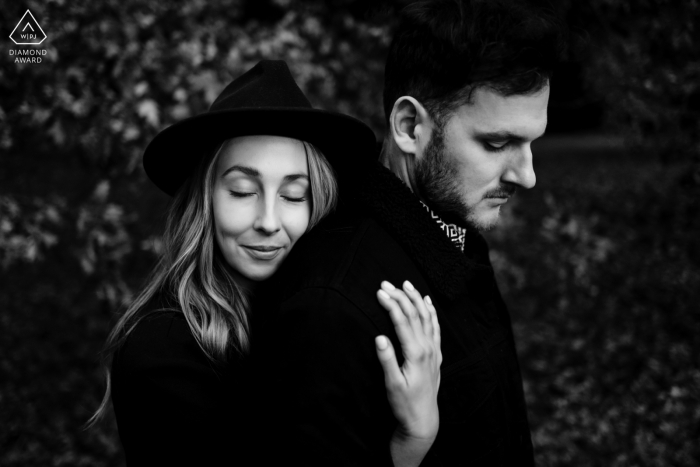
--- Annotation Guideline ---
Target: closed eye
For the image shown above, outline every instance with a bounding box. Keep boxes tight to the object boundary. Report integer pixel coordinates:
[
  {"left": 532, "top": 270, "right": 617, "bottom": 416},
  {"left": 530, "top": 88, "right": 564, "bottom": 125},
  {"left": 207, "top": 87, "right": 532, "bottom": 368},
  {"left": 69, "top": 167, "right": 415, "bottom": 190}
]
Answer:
[
  {"left": 484, "top": 141, "right": 509, "bottom": 152},
  {"left": 229, "top": 191, "right": 256, "bottom": 198},
  {"left": 282, "top": 196, "right": 307, "bottom": 203}
]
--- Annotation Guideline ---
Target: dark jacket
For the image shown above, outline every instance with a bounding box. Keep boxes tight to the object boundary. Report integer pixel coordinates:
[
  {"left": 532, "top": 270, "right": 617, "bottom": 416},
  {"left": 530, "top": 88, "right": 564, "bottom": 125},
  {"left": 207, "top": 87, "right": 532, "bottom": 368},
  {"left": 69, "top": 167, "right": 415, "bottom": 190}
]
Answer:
[
  {"left": 255, "top": 162, "right": 535, "bottom": 466},
  {"left": 111, "top": 296, "right": 254, "bottom": 466}
]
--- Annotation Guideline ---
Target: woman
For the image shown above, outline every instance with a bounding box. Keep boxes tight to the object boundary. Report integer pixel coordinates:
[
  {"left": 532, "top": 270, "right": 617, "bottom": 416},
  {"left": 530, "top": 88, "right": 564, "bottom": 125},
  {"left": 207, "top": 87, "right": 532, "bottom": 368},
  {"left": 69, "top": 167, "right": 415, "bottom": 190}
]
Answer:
[{"left": 90, "top": 61, "right": 441, "bottom": 466}]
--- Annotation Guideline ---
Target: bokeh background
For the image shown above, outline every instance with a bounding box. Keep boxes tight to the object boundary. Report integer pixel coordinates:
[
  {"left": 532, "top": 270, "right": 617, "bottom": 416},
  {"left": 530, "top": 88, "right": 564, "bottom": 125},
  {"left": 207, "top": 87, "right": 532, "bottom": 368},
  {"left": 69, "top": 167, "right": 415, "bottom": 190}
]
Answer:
[{"left": 1, "top": 0, "right": 698, "bottom": 465}]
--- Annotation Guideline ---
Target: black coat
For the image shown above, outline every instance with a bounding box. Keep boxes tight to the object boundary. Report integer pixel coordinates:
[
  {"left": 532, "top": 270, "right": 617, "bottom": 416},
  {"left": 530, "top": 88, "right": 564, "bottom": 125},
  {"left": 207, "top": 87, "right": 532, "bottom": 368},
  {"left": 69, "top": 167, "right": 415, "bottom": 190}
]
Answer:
[
  {"left": 254, "top": 162, "right": 535, "bottom": 466},
  {"left": 111, "top": 297, "right": 254, "bottom": 466}
]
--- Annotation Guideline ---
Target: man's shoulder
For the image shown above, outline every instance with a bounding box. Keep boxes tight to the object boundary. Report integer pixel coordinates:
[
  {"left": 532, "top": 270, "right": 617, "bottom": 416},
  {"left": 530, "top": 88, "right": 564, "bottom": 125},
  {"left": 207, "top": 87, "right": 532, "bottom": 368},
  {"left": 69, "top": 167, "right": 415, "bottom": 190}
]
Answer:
[
  {"left": 269, "top": 209, "right": 432, "bottom": 333},
  {"left": 282, "top": 211, "right": 418, "bottom": 293}
]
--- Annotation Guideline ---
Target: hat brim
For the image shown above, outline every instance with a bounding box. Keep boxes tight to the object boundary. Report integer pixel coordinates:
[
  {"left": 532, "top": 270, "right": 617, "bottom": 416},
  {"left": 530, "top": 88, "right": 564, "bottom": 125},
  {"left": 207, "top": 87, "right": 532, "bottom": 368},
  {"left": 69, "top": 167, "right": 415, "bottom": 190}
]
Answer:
[{"left": 143, "top": 107, "right": 377, "bottom": 196}]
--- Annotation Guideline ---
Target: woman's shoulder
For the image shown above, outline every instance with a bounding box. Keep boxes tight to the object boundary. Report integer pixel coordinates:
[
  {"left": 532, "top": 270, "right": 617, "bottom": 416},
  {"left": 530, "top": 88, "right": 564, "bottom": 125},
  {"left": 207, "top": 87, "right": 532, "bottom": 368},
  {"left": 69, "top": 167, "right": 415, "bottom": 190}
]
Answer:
[
  {"left": 128, "top": 311, "right": 191, "bottom": 349},
  {"left": 111, "top": 294, "right": 252, "bottom": 449},
  {"left": 114, "top": 295, "right": 205, "bottom": 373}
]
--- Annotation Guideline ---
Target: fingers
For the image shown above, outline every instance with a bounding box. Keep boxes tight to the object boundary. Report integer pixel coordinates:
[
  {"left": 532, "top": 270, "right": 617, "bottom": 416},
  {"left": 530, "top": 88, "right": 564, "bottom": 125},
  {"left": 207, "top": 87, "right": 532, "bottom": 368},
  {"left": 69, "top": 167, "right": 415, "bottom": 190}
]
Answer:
[
  {"left": 378, "top": 281, "right": 443, "bottom": 371},
  {"left": 380, "top": 281, "right": 432, "bottom": 338},
  {"left": 424, "top": 295, "right": 440, "bottom": 346},
  {"left": 377, "top": 289, "right": 416, "bottom": 356},
  {"left": 402, "top": 281, "right": 434, "bottom": 337},
  {"left": 375, "top": 335, "right": 404, "bottom": 388},
  {"left": 425, "top": 295, "right": 443, "bottom": 367}
]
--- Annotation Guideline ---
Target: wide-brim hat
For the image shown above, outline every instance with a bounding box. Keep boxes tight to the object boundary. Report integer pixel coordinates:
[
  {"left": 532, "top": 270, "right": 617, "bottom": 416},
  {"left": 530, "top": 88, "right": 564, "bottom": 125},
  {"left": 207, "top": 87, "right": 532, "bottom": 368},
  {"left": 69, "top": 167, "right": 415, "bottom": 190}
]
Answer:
[{"left": 143, "top": 60, "right": 377, "bottom": 196}]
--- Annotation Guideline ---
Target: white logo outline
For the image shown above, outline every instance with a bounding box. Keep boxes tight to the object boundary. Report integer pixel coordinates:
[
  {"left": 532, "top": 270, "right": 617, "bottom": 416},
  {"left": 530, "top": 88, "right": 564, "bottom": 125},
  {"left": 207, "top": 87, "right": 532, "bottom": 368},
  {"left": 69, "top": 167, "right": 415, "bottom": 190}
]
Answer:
[{"left": 10, "top": 10, "right": 47, "bottom": 45}]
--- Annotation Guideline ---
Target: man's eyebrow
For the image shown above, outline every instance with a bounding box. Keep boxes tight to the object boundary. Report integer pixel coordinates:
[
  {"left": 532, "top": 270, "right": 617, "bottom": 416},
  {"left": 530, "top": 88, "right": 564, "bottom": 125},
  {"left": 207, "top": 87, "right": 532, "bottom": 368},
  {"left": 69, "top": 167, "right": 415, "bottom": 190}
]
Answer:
[
  {"left": 475, "top": 130, "right": 545, "bottom": 142},
  {"left": 221, "top": 165, "right": 260, "bottom": 178}
]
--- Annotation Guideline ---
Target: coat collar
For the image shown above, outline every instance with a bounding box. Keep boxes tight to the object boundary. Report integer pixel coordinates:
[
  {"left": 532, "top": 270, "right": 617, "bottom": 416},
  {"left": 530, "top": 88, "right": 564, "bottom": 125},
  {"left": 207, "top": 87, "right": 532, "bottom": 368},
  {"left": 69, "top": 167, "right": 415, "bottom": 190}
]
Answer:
[{"left": 355, "top": 162, "right": 495, "bottom": 302}]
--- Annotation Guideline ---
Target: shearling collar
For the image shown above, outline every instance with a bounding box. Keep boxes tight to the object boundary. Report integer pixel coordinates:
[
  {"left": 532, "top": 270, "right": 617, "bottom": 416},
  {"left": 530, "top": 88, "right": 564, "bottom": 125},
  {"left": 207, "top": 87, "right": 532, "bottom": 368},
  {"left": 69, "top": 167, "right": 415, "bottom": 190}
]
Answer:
[{"left": 355, "top": 162, "right": 495, "bottom": 302}]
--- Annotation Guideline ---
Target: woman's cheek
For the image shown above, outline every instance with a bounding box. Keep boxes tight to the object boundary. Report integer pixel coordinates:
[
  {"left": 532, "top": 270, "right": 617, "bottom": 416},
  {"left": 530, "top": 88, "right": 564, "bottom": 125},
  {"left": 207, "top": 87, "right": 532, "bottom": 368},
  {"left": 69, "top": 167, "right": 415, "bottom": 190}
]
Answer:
[
  {"left": 283, "top": 204, "right": 311, "bottom": 244},
  {"left": 213, "top": 196, "right": 254, "bottom": 238}
]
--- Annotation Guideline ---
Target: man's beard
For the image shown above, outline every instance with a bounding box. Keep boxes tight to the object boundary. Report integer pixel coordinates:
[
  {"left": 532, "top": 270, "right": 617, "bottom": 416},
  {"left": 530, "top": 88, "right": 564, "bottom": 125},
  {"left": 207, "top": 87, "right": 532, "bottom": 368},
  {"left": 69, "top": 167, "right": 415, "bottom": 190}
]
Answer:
[{"left": 414, "top": 124, "right": 516, "bottom": 231}]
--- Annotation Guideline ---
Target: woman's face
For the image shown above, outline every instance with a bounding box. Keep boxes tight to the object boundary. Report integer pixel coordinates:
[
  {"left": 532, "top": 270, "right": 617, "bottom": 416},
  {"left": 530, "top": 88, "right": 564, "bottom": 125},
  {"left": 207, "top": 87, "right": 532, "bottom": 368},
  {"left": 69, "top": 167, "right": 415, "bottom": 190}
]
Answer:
[{"left": 212, "top": 135, "right": 310, "bottom": 282}]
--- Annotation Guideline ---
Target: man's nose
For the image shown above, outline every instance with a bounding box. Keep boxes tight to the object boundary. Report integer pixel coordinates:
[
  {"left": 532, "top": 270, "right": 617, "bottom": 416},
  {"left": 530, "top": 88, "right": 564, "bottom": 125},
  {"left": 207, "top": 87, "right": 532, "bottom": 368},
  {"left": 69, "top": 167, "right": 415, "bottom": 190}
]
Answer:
[
  {"left": 253, "top": 197, "right": 281, "bottom": 234},
  {"left": 502, "top": 145, "right": 536, "bottom": 190}
]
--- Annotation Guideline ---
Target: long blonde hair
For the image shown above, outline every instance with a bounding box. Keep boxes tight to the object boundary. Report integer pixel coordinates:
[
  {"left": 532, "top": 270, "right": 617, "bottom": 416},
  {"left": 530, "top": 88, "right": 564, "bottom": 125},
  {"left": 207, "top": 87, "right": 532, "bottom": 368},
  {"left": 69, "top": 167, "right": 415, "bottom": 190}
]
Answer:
[{"left": 88, "top": 138, "right": 338, "bottom": 426}]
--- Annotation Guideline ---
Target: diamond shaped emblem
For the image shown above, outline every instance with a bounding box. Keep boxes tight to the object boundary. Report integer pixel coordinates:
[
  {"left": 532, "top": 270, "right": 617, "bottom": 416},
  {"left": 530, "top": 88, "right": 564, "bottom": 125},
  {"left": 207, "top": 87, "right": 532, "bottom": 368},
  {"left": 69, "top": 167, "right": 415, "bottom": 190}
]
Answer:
[{"left": 10, "top": 10, "right": 47, "bottom": 45}]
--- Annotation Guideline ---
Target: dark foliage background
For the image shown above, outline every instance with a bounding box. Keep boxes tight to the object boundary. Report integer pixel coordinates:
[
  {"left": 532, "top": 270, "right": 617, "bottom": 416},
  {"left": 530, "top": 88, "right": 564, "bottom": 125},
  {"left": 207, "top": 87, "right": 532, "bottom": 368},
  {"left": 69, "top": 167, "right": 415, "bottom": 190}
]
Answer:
[{"left": 1, "top": 0, "right": 698, "bottom": 465}]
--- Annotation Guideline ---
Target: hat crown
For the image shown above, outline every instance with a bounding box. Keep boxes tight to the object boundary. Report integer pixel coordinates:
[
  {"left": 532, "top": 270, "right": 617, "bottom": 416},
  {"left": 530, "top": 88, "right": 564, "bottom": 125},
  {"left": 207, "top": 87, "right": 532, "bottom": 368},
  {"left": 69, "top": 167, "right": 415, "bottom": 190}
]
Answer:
[
  {"left": 209, "top": 60, "right": 312, "bottom": 112},
  {"left": 144, "top": 59, "right": 377, "bottom": 197}
]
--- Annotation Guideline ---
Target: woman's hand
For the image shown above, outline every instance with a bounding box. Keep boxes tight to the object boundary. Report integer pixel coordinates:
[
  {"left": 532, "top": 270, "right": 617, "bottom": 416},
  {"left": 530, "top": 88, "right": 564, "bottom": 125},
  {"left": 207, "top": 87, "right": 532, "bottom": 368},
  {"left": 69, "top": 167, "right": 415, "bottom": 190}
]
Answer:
[{"left": 375, "top": 280, "right": 442, "bottom": 467}]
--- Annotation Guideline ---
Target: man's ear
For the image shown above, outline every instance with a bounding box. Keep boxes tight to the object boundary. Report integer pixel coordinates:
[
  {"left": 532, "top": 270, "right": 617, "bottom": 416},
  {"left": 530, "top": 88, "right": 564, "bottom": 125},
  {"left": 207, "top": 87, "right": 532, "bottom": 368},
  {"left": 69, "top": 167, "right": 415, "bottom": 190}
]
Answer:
[{"left": 389, "top": 96, "right": 431, "bottom": 157}]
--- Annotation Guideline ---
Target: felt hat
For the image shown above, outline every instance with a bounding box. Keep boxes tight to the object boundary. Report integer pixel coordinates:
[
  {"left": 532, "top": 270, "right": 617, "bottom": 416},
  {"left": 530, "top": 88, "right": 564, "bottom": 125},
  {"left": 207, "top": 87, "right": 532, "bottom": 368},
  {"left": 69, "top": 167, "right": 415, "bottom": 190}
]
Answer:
[{"left": 143, "top": 60, "right": 377, "bottom": 196}]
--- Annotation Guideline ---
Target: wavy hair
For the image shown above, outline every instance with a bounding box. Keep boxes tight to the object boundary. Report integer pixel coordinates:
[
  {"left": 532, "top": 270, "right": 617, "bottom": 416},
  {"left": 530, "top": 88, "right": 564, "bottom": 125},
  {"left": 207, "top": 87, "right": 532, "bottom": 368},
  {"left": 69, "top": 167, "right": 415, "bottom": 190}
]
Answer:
[{"left": 87, "top": 138, "right": 338, "bottom": 426}]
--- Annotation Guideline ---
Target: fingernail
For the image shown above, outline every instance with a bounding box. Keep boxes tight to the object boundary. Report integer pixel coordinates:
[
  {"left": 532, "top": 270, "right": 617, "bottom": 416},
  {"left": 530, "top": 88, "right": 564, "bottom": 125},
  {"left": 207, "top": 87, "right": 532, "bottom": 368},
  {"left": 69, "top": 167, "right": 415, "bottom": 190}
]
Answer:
[
  {"left": 403, "top": 280, "right": 415, "bottom": 292},
  {"left": 375, "top": 335, "right": 388, "bottom": 350},
  {"left": 425, "top": 295, "right": 433, "bottom": 306},
  {"left": 378, "top": 289, "right": 391, "bottom": 300},
  {"left": 381, "top": 281, "right": 395, "bottom": 291}
]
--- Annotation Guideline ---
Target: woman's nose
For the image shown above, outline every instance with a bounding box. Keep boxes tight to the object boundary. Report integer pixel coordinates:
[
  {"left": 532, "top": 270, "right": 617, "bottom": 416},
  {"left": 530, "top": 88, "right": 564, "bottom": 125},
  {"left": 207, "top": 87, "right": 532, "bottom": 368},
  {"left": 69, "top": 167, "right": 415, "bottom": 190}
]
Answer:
[{"left": 252, "top": 198, "right": 281, "bottom": 234}]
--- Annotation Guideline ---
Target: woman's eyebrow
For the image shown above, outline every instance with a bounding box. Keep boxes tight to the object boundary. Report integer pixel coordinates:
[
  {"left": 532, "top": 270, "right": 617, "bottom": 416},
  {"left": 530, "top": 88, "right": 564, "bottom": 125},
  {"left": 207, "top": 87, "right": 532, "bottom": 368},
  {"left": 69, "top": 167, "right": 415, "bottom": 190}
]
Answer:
[
  {"left": 221, "top": 165, "right": 260, "bottom": 178},
  {"left": 283, "top": 173, "right": 309, "bottom": 182},
  {"left": 221, "top": 166, "right": 308, "bottom": 182}
]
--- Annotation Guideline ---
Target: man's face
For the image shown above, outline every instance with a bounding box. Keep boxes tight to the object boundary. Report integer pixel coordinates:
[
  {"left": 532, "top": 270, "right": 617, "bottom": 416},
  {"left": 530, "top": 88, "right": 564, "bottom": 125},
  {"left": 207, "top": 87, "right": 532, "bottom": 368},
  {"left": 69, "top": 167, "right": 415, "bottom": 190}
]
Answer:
[{"left": 415, "top": 84, "right": 549, "bottom": 231}]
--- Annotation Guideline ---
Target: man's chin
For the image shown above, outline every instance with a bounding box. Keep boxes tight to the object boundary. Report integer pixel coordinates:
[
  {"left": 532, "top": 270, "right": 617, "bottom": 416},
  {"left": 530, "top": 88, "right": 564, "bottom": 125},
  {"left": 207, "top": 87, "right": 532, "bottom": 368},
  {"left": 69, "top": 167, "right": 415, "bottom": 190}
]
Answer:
[{"left": 466, "top": 207, "right": 501, "bottom": 232}]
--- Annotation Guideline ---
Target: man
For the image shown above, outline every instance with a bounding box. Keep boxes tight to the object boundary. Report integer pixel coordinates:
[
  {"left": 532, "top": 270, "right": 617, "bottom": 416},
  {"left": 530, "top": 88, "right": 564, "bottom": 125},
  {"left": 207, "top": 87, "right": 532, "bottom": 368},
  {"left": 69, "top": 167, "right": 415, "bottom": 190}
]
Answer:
[{"left": 256, "top": 0, "right": 566, "bottom": 465}]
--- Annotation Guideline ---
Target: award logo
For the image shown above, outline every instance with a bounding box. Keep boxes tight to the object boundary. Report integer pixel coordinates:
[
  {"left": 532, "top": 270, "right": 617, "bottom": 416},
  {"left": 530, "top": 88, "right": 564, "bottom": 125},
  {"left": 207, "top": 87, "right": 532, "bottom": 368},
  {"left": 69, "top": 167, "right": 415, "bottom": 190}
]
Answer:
[
  {"left": 10, "top": 10, "right": 47, "bottom": 45},
  {"left": 9, "top": 10, "right": 48, "bottom": 63}
]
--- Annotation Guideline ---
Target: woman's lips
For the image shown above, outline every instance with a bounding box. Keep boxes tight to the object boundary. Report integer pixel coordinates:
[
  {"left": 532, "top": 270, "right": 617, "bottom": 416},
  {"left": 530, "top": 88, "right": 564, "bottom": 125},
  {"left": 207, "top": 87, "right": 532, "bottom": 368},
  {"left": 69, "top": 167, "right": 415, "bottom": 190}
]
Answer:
[{"left": 241, "top": 245, "right": 284, "bottom": 261}]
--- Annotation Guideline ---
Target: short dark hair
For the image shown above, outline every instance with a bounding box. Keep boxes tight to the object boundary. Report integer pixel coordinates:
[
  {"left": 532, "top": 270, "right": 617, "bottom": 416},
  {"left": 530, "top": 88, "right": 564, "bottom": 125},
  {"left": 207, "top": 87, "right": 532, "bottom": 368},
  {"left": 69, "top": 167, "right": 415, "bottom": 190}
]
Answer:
[{"left": 383, "top": 0, "right": 567, "bottom": 125}]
